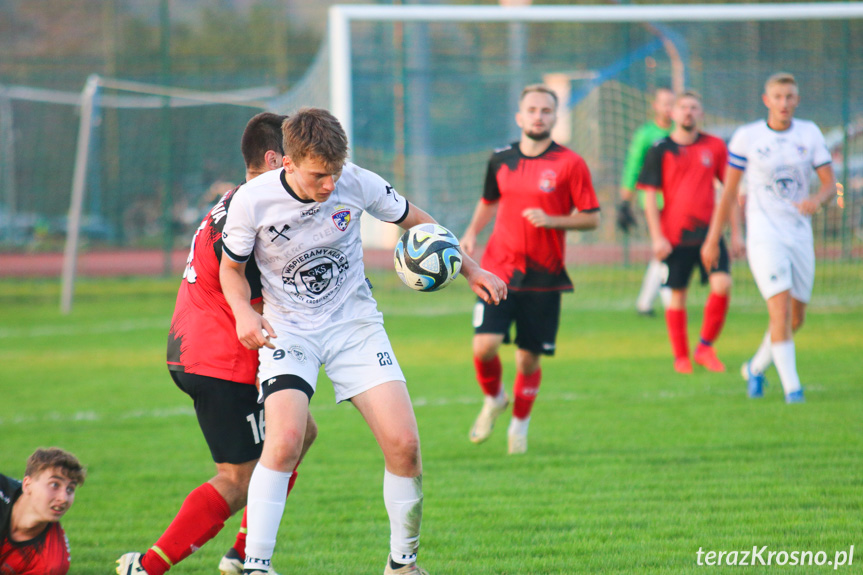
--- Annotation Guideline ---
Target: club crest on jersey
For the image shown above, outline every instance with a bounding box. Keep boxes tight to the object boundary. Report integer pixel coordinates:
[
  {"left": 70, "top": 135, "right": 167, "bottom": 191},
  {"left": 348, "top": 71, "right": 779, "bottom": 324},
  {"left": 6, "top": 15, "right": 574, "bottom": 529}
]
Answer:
[
  {"left": 331, "top": 206, "right": 351, "bottom": 231},
  {"left": 771, "top": 165, "right": 804, "bottom": 200},
  {"left": 701, "top": 152, "right": 713, "bottom": 167},
  {"left": 282, "top": 247, "right": 350, "bottom": 307},
  {"left": 538, "top": 170, "right": 557, "bottom": 193}
]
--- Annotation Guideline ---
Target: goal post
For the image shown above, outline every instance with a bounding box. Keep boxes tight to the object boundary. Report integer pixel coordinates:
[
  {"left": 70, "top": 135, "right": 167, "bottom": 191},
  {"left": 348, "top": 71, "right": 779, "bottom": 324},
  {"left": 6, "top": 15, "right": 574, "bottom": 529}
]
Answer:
[{"left": 326, "top": 2, "right": 863, "bottom": 307}]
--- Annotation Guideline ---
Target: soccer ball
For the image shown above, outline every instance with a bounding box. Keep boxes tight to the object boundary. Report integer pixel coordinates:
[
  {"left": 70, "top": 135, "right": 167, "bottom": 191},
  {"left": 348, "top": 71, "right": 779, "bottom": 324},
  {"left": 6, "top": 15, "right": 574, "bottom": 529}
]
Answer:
[{"left": 394, "top": 223, "right": 463, "bottom": 292}]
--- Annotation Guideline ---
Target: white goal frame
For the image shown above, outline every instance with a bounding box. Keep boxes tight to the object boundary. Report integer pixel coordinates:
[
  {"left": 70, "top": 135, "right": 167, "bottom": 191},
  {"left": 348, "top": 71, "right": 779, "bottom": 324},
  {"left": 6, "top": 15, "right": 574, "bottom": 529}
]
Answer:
[{"left": 328, "top": 2, "right": 863, "bottom": 145}]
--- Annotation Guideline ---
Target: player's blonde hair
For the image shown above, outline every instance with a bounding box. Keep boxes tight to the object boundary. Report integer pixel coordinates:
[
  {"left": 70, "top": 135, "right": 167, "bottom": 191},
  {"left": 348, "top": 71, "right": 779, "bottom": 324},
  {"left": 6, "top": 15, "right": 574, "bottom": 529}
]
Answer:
[
  {"left": 519, "top": 84, "right": 559, "bottom": 109},
  {"left": 764, "top": 72, "right": 797, "bottom": 92},
  {"left": 282, "top": 108, "right": 349, "bottom": 173},
  {"left": 25, "top": 447, "right": 86, "bottom": 485}
]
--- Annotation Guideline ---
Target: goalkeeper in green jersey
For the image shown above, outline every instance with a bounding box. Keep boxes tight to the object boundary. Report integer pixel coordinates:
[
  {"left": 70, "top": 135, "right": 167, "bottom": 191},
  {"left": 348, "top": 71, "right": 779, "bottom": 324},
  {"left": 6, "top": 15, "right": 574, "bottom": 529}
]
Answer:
[{"left": 617, "top": 87, "right": 674, "bottom": 316}]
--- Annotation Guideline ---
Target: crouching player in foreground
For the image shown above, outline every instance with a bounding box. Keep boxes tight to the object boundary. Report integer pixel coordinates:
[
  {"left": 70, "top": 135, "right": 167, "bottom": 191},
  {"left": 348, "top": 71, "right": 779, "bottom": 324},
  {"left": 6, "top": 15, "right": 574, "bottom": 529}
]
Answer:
[
  {"left": 116, "top": 113, "right": 317, "bottom": 575},
  {"left": 1, "top": 448, "right": 86, "bottom": 575},
  {"left": 220, "top": 108, "right": 507, "bottom": 574},
  {"left": 701, "top": 73, "right": 836, "bottom": 403}
]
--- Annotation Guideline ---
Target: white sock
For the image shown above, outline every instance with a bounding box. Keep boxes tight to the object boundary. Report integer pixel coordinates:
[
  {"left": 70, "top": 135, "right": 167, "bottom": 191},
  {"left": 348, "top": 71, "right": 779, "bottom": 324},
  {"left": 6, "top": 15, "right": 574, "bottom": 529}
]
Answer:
[
  {"left": 750, "top": 331, "right": 773, "bottom": 374},
  {"left": 659, "top": 286, "right": 672, "bottom": 309},
  {"left": 508, "top": 415, "right": 530, "bottom": 436},
  {"left": 384, "top": 470, "right": 423, "bottom": 565},
  {"left": 244, "top": 464, "right": 292, "bottom": 565},
  {"left": 636, "top": 260, "right": 664, "bottom": 312},
  {"left": 771, "top": 340, "right": 802, "bottom": 396}
]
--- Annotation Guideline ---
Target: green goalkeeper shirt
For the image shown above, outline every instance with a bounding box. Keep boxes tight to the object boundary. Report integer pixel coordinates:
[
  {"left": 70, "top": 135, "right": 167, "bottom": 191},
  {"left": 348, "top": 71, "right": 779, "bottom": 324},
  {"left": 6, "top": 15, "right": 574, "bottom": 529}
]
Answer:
[{"left": 620, "top": 121, "right": 672, "bottom": 206}]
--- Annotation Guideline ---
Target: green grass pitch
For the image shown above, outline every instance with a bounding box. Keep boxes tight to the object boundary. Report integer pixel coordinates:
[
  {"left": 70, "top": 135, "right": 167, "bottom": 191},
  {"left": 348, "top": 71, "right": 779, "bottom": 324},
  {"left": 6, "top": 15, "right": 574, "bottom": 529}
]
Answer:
[{"left": 0, "top": 274, "right": 860, "bottom": 574}]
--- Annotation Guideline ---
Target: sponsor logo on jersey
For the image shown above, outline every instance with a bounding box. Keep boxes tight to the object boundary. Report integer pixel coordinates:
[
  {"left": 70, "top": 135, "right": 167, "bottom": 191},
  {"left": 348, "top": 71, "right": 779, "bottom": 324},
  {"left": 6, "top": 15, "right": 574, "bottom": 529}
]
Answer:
[
  {"left": 268, "top": 224, "right": 292, "bottom": 243},
  {"left": 538, "top": 170, "right": 557, "bottom": 193},
  {"left": 331, "top": 206, "right": 351, "bottom": 231},
  {"left": 301, "top": 206, "right": 321, "bottom": 218},
  {"left": 282, "top": 247, "right": 350, "bottom": 307}
]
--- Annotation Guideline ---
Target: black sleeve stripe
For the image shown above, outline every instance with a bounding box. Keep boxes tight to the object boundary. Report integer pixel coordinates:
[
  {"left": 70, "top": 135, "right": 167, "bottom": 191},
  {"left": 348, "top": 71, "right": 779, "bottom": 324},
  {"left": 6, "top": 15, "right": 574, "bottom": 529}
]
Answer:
[
  {"left": 581, "top": 207, "right": 601, "bottom": 213},
  {"left": 223, "top": 244, "right": 251, "bottom": 264},
  {"left": 813, "top": 161, "right": 832, "bottom": 170},
  {"left": 390, "top": 200, "right": 410, "bottom": 225}
]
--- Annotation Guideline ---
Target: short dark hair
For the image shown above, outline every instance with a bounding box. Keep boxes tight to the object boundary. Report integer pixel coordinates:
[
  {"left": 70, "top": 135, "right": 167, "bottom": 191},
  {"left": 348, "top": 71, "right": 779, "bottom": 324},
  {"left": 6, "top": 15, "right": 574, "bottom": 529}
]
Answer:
[
  {"left": 25, "top": 447, "right": 86, "bottom": 485},
  {"left": 676, "top": 89, "right": 703, "bottom": 105},
  {"left": 282, "top": 108, "right": 349, "bottom": 173},
  {"left": 241, "top": 112, "right": 288, "bottom": 171}
]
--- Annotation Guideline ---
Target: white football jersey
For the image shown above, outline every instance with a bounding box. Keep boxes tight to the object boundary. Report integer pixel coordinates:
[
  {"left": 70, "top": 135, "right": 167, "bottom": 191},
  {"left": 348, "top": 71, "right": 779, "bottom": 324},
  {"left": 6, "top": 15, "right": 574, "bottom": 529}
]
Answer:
[
  {"left": 727, "top": 119, "right": 831, "bottom": 243},
  {"left": 222, "top": 163, "right": 409, "bottom": 330}
]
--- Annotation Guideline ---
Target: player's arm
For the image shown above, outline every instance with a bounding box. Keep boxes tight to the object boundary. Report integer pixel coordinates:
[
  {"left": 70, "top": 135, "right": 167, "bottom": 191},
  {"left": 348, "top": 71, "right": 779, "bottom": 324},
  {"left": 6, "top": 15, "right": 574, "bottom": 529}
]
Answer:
[
  {"left": 220, "top": 256, "right": 275, "bottom": 350},
  {"left": 399, "top": 204, "right": 507, "bottom": 305},
  {"left": 620, "top": 126, "right": 649, "bottom": 201},
  {"left": 701, "top": 165, "right": 744, "bottom": 270},
  {"left": 642, "top": 189, "right": 671, "bottom": 261},
  {"left": 796, "top": 164, "right": 837, "bottom": 216},
  {"left": 522, "top": 207, "right": 599, "bottom": 231},
  {"left": 460, "top": 200, "right": 497, "bottom": 256}
]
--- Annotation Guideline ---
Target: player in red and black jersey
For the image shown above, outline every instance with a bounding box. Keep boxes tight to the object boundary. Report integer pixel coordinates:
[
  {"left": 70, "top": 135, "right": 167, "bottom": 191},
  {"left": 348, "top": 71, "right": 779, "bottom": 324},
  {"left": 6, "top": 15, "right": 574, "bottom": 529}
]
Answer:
[
  {"left": 637, "top": 90, "right": 736, "bottom": 374},
  {"left": 1, "top": 448, "right": 85, "bottom": 575},
  {"left": 116, "top": 114, "right": 317, "bottom": 575},
  {"left": 461, "top": 84, "right": 600, "bottom": 455}
]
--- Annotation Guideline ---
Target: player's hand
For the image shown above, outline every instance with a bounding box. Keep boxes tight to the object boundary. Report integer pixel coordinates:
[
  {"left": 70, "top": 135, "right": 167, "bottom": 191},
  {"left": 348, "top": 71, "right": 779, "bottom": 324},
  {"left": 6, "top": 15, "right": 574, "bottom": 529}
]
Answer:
[
  {"left": 795, "top": 195, "right": 821, "bottom": 216},
  {"left": 235, "top": 309, "right": 277, "bottom": 350},
  {"left": 468, "top": 268, "right": 507, "bottom": 305},
  {"left": 522, "top": 208, "right": 552, "bottom": 228},
  {"left": 700, "top": 239, "right": 720, "bottom": 271},
  {"left": 616, "top": 200, "right": 636, "bottom": 233},
  {"left": 652, "top": 237, "right": 672, "bottom": 261},
  {"left": 460, "top": 231, "right": 477, "bottom": 256}
]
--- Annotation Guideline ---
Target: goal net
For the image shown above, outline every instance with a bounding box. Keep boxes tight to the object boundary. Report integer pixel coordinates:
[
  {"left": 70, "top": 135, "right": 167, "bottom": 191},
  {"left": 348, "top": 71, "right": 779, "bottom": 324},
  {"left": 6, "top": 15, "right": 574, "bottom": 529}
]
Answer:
[{"left": 1, "top": 3, "right": 861, "bottom": 311}]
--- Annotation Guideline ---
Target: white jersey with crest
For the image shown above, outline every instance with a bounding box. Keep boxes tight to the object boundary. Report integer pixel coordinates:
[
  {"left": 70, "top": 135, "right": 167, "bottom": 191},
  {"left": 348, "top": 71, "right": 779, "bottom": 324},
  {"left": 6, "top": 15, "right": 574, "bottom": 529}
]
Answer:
[
  {"left": 222, "top": 163, "right": 409, "bottom": 331},
  {"left": 727, "top": 118, "right": 831, "bottom": 245}
]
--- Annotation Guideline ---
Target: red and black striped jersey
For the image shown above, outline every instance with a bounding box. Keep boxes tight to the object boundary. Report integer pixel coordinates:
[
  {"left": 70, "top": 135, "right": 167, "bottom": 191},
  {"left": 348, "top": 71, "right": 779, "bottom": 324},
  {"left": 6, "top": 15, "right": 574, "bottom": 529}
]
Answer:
[
  {"left": 637, "top": 133, "right": 728, "bottom": 247},
  {"left": 481, "top": 142, "right": 600, "bottom": 291},
  {"left": 167, "top": 184, "right": 263, "bottom": 385}
]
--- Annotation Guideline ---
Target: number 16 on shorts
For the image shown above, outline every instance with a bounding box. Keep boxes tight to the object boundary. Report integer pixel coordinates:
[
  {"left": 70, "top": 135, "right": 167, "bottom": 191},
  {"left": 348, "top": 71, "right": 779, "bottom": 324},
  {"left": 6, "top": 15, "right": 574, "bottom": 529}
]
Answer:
[{"left": 246, "top": 409, "right": 265, "bottom": 445}]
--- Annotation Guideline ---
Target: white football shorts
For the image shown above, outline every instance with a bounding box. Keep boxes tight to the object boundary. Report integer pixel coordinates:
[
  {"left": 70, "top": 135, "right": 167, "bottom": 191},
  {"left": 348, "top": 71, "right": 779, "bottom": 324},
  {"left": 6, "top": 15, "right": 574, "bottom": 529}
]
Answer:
[
  {"left": 746, "top": 238, "right": 815, "bottom": 303},
  {"left": 257, "top": 316, "right": 405, "bottom": 403}
]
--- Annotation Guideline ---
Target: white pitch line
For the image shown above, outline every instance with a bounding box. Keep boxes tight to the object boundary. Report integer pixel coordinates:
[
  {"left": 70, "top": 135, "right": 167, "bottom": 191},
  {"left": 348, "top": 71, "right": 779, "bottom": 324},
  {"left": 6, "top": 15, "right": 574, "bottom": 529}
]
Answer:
[
  {"left": 0, "top": 318, "right": 168, "bottom": 339},
  {"left": 3, "top": 386, "right": 814, "bottom": 427}
]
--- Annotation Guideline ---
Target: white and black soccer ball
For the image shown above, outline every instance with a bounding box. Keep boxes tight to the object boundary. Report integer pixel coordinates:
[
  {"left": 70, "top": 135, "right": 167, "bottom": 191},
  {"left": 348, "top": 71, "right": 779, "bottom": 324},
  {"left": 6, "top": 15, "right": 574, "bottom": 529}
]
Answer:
[{"left": 394, "top": 223, "right": 463, "bottom": 292}]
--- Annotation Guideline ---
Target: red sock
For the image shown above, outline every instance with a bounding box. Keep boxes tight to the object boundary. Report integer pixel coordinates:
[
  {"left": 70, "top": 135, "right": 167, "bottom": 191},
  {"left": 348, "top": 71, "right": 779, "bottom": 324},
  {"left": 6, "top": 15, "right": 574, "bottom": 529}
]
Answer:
[
  {"left": 700, "top": 293, "right": 730, "bottom": 345},
  {"left": 474, "top": 355, "right": 502, "bottom": 397},
  {"left": 665, "top": 308, "right": 689, "bottom": 360},
  {"left": 141, "top": 482, "right": 231, "bottom": 575},
  {"left": 232, "top": 467, "right": 300, "bottom": 560},
  {"left": 512, "top": 369, "right": 541, "bottom": 419}
]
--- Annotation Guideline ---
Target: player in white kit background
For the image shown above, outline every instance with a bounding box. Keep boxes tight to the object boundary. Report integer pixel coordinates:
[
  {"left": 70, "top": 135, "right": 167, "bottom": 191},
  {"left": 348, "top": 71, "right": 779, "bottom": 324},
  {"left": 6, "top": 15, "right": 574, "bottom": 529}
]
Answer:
[
  {"left": 220, "top": 108, "right": 507, "bottom": 575},
  {"left": 701, "top": 72, "right": 837, "bottom": 403}
]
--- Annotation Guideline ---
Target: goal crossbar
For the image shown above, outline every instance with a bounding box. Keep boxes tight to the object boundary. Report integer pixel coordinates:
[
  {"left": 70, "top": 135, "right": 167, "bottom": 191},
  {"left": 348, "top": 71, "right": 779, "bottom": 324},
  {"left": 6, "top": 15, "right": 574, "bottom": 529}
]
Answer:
[{"left": 329, "top": 2, "right": 863, "bottom": 142}]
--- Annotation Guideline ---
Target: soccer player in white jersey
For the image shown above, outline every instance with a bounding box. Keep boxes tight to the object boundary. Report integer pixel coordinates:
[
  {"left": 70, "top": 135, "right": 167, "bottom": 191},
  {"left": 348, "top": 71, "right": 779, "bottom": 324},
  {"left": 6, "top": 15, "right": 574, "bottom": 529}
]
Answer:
[
  {"left": 701, "top": 73, "right": 836, "bottom": 403},
  {"left": 220, "top": 108, "right": 507, "bottom": 575}
]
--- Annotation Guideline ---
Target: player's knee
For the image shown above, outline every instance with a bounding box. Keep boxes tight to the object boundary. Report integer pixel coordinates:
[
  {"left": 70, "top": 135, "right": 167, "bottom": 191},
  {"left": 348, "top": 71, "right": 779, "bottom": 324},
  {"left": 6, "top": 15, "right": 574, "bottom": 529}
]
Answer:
[
  {"left": 388, "top": 431, "right": 421, "bottom": 469},
  {"left": 303, "top": 417, "right": 319, "bottom": 450},
  {"left": 265, "top": 431, "right": 305, "bottom": 469},
  {"left": 792, "top": 312, "right": 805, "bottom": 332},
  {"left": 711, "top": 273, "right": 732, "bottom": 295}
]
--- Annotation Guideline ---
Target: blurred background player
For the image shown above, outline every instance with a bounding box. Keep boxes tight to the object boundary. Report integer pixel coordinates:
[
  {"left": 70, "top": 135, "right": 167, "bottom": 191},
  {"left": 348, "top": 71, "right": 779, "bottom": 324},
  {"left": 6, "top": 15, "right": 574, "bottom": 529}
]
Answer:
[
  {"left": 701, "top": 73, "right": 836, "bottom": 403},
  {"left": 220, "top": 108, "right": 506, "bottom": 575},
  {"left": 637, "top": 90, "right": 735, "bottom": 374},
  {"left": 1, "top": 447, "right": 86, "bottom": 575},
  {"left": 617, "top": 87, "right": 675, "bottom": 316},
  {"left": 116, "top": 113, "right": 317, "bottom": 575},
  {"left": 461, "top": 84, "right": 600, "bottom": 455}
]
